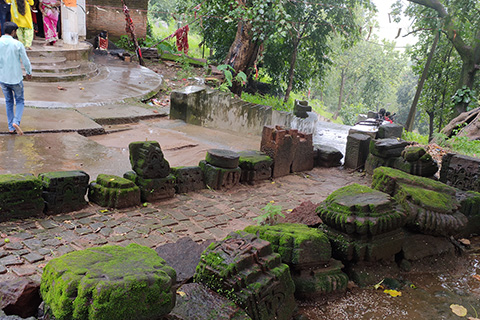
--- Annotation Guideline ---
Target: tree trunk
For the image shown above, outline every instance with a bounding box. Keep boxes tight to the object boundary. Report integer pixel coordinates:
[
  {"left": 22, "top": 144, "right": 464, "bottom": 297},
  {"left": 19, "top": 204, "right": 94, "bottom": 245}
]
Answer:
[
  {"left": 284, "top": 39, "right": 300, "bottom": 103},
  {"left": 405, "top": 31, "right": 439, "bottom": 132},
  {"left": 224, "top": 20, "right": 260, "bottom": 96},
  {"left": 427, "top": 109, "right": 434, "bottom": 142},
  {"left": 408, "top": 0, "right": 480, "bottom": 117},
  {"left": 333, "top": 69, "right": 346, "bottom": 120}
]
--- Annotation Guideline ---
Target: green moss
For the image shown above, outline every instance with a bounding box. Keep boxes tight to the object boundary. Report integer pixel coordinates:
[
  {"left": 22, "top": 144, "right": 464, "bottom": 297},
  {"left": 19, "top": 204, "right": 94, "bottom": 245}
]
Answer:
[
  {"left": 40, "top": 244, "right": 176, "bottom": 320},
  {"left": 460, "top": 191, "right": 480, "bottom": 216},
  {"left": 244, "top": 223, "right": 331, "bottom": 265},
  {"left": 372, "top": 167, "right": 456, "bottom": 196},
  {"left": 394, "top": 184, "right": 457, "bottom": 213}
]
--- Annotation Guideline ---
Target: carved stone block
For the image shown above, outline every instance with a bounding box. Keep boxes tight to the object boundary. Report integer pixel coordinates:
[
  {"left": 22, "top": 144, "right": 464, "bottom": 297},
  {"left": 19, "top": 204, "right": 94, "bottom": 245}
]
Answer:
[
  {"left": 325, "top": 227, "right": 405, "bottom": 262},
  {"left": 291, "top": 259, "right": 349, "bottom": 299},
  {"left": 369, "top": 139, "right": 408, "bottom": 158},
  {"left": 88, "top": 174, "right": 141, "bottom": 208},
  {"left": 244, "top": 223, "right": 331, "bottom": 266},
  {"left": 129, "top": 141, "right": 170, "bottom": 179},
  {"left": 291, "top": 132, "right": 314, "bottom": 173},
  {"left": 0, "top": 173, "right": 44, "bottom": 222},
  {"left": 135, "top": 174, "right": 176, "bottom": 202},
  {"left": 260, "top": 125, "right": 298, "bottom": 178},
  {"left": 237, "top": 150, "right": 273, "bottom": 184},
  {"left": 377, "top": 123, "right": 403, "bottom": 139},
  {"left": 199, "top": 160, "right": 241, "bottom": 190},
  {"left": 171, "top": 166, "right": 205, "bottom": 194},
  {"left": 372, "top": 167, "right": 467, "bottom": 236},
  {"left": 194, "top": 231, "right": 297, "bottom": 320},
  {"left": 344, "top": 133, "right": 371, "bottom": 170},
  {"left": 39, "top": 170, "right": 89, "bottom": 214},
  {"left": 440, "top": 153, "right": 480, "bottom": 192},
  {"left": 317, "top": 184, "right": 406, "bottom": 236}
]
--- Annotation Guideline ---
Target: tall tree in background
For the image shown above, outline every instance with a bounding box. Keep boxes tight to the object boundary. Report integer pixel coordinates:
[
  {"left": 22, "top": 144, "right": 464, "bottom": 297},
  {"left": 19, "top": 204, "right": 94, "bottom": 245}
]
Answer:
[
  {"left": 395, "top": 0, "right": 480, "bottom": 115},
  {"left": 199, "top": 0, "right": 373, "bottom": 97}
]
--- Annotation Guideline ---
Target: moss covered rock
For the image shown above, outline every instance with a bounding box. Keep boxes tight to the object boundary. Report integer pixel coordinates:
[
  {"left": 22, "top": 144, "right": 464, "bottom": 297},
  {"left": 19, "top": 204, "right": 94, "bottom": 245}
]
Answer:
[
  {"left": 39, "top": 170, "right": 89, "bottom": 214},
  {"left": 371, "top": 167, "right": 456, "bottom": 197},
  {"left": 237, "top": 150, "right": 273, "bottom": 183},
  {"left": 292, "top": 259, "right": 348, "bottom": 299},
  {"left": 135, "top": 174, "right": 176, "bottom": 202},
  {"left": 316, "top": 183, "right": 406, "bottom": 236},
  {"left": 40, "top": 244, "right": 176, "bottom": 320},
  {"left": 88, "top": 174, "right": 140, "bottom": 208},
  {"left": 0, "top": 173, "right": 44, "bottom": 221},
  {"left": 194, "top": 231, "right": 296, "bottom": 320},
  {"left": 372, "top": 167, "right": 467, "bottom": 236},
  {"left": 324, "top": 227, "right": 405, "bottom": 262},
  {"left": 171, "top": 166, "right": 205, "bottom": 194},
  {"left": 199, "top": 160, "right": 241, "bottom": 190},
  {"left": 244, "top": 223, "right": 331, "bottom": 265},
  {"left": 129, "top": 141, "right": 170, "bottom": 179}
]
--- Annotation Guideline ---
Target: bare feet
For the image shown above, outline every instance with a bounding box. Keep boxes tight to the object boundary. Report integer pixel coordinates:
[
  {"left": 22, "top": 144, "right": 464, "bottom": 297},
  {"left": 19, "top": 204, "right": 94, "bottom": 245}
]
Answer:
[{"left": 12, "top": 124, "right": 24, "bottom": 135}]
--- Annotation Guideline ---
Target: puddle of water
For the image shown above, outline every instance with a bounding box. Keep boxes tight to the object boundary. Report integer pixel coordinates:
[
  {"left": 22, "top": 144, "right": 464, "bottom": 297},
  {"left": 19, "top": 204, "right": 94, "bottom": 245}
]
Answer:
[{"left": 299, "top": 239, "right": 480, "bottom": 319}]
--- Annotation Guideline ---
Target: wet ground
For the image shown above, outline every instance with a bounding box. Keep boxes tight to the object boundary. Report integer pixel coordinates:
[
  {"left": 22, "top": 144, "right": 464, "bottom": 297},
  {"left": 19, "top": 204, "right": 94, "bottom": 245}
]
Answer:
[{"left": 1, "top": 51, "right": 479, "bottom": 319}]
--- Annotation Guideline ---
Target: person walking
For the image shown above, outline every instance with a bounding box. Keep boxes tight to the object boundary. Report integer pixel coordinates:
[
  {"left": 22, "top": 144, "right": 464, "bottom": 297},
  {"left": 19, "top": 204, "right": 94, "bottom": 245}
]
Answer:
[
  {"left": 6, "top": 0, "right": 34, "bottom": 49},
  {"left": 0, "top": 21, "right": 32, "bottom": 135}
]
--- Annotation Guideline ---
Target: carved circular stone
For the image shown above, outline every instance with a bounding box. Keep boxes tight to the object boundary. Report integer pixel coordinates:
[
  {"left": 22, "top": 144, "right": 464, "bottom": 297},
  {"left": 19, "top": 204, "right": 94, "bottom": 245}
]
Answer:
[
  {"left": 317, "top": 184, "right": 406, "bottom": 236},
  {"left": 205, "top": 149, "right": 240, "bottom": 169}
]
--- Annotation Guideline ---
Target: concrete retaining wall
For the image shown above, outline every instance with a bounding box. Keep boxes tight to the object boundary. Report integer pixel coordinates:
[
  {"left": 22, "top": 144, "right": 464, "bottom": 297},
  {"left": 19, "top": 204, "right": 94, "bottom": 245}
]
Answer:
[{"left": 170, "top": 86, "right": 315, "bottom": 136}]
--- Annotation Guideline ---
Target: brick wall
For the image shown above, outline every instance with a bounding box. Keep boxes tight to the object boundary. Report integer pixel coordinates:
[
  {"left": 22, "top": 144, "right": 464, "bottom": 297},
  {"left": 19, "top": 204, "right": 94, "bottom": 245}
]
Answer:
[{"left": 86, "top": 0, "right": 148, "bottom": 40}]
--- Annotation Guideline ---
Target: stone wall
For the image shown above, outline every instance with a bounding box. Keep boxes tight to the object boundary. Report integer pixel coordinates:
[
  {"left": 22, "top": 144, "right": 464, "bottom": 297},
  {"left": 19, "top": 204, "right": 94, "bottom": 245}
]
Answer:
[
  {"left": 170, "top": 86, "right": 316, "bottom": 136},
  {"left": 86, "top": 0, "right": 148, "bottom": 40}
]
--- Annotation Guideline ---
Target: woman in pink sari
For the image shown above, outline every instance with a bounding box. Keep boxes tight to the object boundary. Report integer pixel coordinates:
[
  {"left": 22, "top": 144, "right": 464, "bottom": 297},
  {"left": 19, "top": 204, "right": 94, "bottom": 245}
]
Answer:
[{"left": 39, "top": 0, "right": 59, "bottom": 45}]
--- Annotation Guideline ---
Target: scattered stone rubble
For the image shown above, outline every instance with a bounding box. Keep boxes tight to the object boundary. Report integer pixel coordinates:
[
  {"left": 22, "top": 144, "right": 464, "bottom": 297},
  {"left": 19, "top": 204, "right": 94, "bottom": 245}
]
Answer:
[{"left": 1, "top": 124, "right": 480, "bottom": 320}]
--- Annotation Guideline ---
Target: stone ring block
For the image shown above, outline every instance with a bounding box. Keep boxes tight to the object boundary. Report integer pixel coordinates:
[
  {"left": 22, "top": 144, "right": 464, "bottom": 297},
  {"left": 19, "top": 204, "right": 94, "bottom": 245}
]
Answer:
[
  {"left": 317, "top": 183, "right": 407, "bottom": 236},
  {"left": 205, "top": 149, "right": 240, "bottom": 169}
]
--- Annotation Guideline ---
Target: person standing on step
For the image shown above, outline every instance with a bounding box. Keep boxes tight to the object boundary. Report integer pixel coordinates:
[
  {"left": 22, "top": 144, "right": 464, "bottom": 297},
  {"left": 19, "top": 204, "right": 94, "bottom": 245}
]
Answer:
[
  {"left": 0, "top": 21, "right": 32, "bottom": 135},
  {"left": 39, "top": 0, "right": 59, "bottom": 45},
  {"left": 6, "top": 0, "right": 34, "bottom": 49}
]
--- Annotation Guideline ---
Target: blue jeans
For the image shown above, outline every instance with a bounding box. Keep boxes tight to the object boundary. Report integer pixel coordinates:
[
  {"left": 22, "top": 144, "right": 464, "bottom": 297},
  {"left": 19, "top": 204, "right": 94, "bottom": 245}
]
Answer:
[{"left": 0, "top": 81, "right": 25, "bottom": 132}]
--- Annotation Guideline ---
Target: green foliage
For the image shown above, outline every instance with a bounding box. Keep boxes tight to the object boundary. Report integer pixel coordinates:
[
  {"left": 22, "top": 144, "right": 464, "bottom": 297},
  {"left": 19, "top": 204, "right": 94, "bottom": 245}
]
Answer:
[
  {"left": 401, "top": 131, "right": 429, "bottom": 145},
  {"left": 253, "top": 201, "right": 285, "bottom": 225},
  {"left": 338, "top": 103, "right": 370, "bottom": 126},
  {"left": 241, "top": 92, "right": 292, "bottom": 112},
  {"left": 451, "top": 86, "right": 478, "bottom": 111},
  {"left": 217, "top": 64, "right": 247, "bottom": 92},
  {"left": 434, "top": 133, "right": 480, "bottom": 158}
]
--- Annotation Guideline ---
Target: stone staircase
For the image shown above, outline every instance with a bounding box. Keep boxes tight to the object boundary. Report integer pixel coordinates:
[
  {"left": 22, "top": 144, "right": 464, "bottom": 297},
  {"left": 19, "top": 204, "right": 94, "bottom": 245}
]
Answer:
[{"left": 25, "top": 39, "right": 98, "bottom": 82}]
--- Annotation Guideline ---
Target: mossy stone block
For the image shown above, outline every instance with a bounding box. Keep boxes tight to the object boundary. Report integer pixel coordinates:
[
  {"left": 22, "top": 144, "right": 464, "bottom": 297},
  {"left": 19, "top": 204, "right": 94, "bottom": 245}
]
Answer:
[
  {"left": 0, "top": 173, "right": 44, "bottom": 221},
  {"left": 40, "top": 244, "right": 176, "bottom": 320},
  {"left": 238, "top": 150, "right": 273, "bottom": 183},
  {"left": 394, "top": 183, "right": 467, "bottom": 236},
  {"left": 205, "top": 149, "right": 240, "bottom": 169},
  {"left": 136, "top": 174, "right": 176, "bottom": 202},
  {"left": 194, "top": 231, "right": 296, "bottom": 320},
  {"left": 39, "top": 171, "right": 89, "bottom": 214},
  {"left": 244, "top": 223, "right": 331, "bottom": 265},
  {"left": 292, "top": 259, "right": 348, "bottom": 299},
  {"left": 88, "top": 174, "right": 140, "bottom": 208},
  {"left": 317, "top": 183, "right": 406, "bottom": 236},
  {"left": 199, "top": 160, "right": 241, "bottom": 190},
  {"left": 324, "top": 227, "right": 404, "bottom": 262},
  {"left": 371, "top": 167, "right": 456, "bottom": 197},
  {"left": 369, "top": 139, "right": 408, "bottom": 158},
  {"left": 171, "top": 166, "right": 205, "bottom": 194},
  {"left": 129, "top": 141, "right": 170, "bottom": 179},
  {"left": 401, "top": 146, "right": 426, "bottom": 162}
]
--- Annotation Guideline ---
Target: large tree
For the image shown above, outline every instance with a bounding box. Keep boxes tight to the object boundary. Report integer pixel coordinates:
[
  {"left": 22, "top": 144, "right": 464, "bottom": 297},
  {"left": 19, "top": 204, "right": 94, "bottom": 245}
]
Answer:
[
  {"left": 396, "top": 0, "right": 480, "bottom": 115},
  {"left": 199, "top": 0, "right": 373, "bottom": 97}
]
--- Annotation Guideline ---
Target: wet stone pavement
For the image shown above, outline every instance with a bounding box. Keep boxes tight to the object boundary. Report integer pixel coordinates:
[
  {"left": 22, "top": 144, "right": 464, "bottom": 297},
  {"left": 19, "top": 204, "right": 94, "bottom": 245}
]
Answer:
[{"left": 0, "top": 167, "right": 368, "bottom": 284}]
